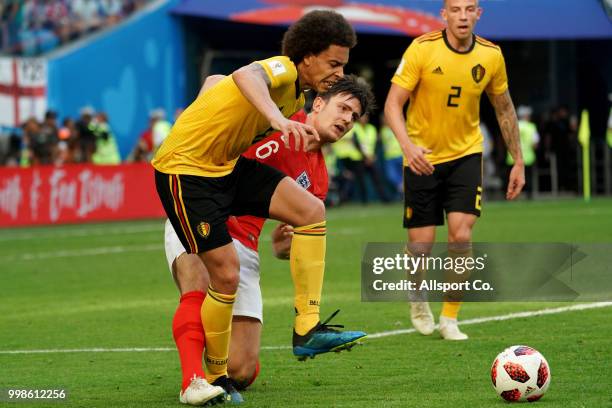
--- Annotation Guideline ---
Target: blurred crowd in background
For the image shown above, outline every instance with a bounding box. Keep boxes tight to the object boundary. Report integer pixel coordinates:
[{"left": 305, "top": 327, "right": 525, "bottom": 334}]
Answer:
[
  {"left": 324, "top": 104, "right": 605, "bottom": 204},
  {"left": 0, "top": 106, "right": 175, "bottom": 167},
  {"left": 2, "top": 100, "right": 609, "bottom": 204},
  {"left": 0, "top": 0, "right": 151, "bottom": 55},
  {"left": 0, "top": 1, "right": 610, "bottom": 202}
]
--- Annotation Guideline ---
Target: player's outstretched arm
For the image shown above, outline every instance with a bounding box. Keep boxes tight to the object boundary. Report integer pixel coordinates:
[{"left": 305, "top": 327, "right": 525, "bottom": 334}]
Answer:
[
  {"left": 271, "top": 223, "right": 294, "bottom": 260},
  {"left": 232, "top": 63, "right": 319, "bottom": 151},
  {"left": 488, "top": 90, "right": 525, "bottom": 200},
  {"left": 384, "top": 83, "right": 433, "bottom": 176}
]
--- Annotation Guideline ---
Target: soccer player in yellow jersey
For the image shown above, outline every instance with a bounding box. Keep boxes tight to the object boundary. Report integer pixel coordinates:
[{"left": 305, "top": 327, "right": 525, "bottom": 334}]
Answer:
[
  {"left": 384, "top": 0, "right": 525, "bottom": 340},
  {"left": 152, "top": 10, "right": 364, "bottom": 404}
]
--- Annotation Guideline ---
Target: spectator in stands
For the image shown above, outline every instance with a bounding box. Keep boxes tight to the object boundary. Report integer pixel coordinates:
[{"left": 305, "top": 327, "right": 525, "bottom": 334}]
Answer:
[
  {"left": 131, "top": 109, "right": 161, "bottom": 162},
  {"left": 480, "top": 122, "right": 501, "bottom": 193},
  {"left": 151, "top": 108, "right": 171, "bottom": 150},
  {"left": 507, "top": 106, "right": 539, "bottom": 198},
  {"left": 22, "top": 117, "right": 44, "bottom": 165},
  {"left": 1, "top": 1, "right": 26, "bottom": 52},
  {"left": 607, "top": 93, "right": 612, "bottom": 147},
  {"left": 71, "top": 0, "right": 104, "bottom": 35},
  {"left": 353, "top": 114, "right": 390, "bottom": 203},
  {"left": 41, "top": 108, "right": 58, "bottom": 138},
  {"left": 43, "top": 0, "right": 71, "bottom": 44},
  {"left": 380, "top": 115, "right": 403, "bottom": 200},
  {"left": 4, "top": 129, "right": 22, "bottom": 167},
  {"left": 1, "top": 0, "right": 151, "bottom": 55},
  {"left": 321, "top": 143, "right": 341, "bottom": 207},
  {"left": 332, "top": 121, "right": 364, "bottom": 204},
  {"left": 76, "top": 106, "right": 96, "bottom": 162},
  {"left": 99, "top": 0, "right": 123, "bottom": 24},
  {"left": 18, "top": 0, "right": 59, "bottom": 55},
  {"left": 19, "top": 122, "right": 33, "bottom": 167},
  {"left": 27, "top": 112, "right": 57, "bottom": 165},
  {"left": 544, "top": 105, "right": 578, "bottom": 192},
  {"left": 91, "top": 111, "right": 120, "bottom": 164},
  {"left": 56, "top": 117, "right": 77, "bottom": 165}
]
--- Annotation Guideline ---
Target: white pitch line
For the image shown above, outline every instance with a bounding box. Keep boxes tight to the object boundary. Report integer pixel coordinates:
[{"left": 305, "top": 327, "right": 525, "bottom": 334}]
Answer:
[
  {"left": 0, "top": 223, "right": 163, "bottom": 242},
  {"left": 4, "top": 230, "right": 360, "bottom": 261},
  {"left": 1, "top": 243, "right": 163, "bottom": 262},
  {"left": 0, "top": 347, "right": 175, "bottom": 354},
  {"left": 367, "top": 301, "right": 612, "bottom": 339},
  {"left": 1, "top": 302, "right": 611, "bottom": 355}
]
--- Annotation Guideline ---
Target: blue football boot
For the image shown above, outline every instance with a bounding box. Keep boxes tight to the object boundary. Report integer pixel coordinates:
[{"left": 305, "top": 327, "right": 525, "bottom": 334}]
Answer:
[
  {"left": 292, "top": 309, "right": 367, "bottom": 361},
  {"left": 211, "top": 375, "right": 244, "bottom": 405}
]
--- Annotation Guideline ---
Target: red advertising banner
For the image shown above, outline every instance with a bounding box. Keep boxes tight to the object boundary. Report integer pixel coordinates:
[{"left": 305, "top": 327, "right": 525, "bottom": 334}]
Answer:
[{"left": 0, "top": 163, "right": 164, "bottom": 227}]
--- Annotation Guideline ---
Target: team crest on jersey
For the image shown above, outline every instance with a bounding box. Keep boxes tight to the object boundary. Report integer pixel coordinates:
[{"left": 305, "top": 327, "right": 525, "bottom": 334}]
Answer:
[
  {"left": 472, "top": 64, "right": 486, "bottom": 83},
  {"left": 296, "top": 171, "right": 311, "bottom": 190},
  {"left": 196, "top": 222, "right": 211, "bottom": 238}
]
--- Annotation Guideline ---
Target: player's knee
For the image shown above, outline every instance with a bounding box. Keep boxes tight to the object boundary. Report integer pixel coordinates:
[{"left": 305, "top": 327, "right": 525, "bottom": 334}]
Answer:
[
  {"left": 214, "top": 269, "right": 240, "bottom": 292},
  {"left": 229, "top": 359, "right": 259, "bottom": 390},
  {"left": 175, "top": 254, "right": 208, "bottom": 293},
  {"left": 205, "top": 256, "right": 240, "bottom": 292},
  {"left": 407, "top": 242, "right": 433, "bottom": 256},
  {"left": 448, "top": 228, "right": 472, "bottom": 244},
  {"left": 299, "top": 198, "right": 325, "bottom": 226}
]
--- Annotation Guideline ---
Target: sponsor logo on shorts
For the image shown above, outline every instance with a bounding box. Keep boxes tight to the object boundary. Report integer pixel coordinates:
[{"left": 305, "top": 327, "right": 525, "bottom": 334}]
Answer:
[
  {"left": 406, "top": 207, "right": 413, "bottom": 219},
  {"left": 197, "top": 222, "right": 211, "bottom": 238}
]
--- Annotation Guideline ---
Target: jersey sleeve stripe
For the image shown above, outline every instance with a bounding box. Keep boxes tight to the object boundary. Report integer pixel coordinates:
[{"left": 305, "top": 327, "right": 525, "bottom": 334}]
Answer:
[
  {"left": 475, "top": 35, "right": 496, "bottom": 44},
  {"left": 418, "top": 30, "right": 442, "bottom": 38},
  {"left": 475, "top": 40, "right": 501, "bottom": 51},
  {"left": 418, "top": 36, "right": 443, "bottom": 44},
  {"left": 475, "top": 37, "right": 501, "bottom": 50},
  {"left": 416, "top": 31, "right": 443, "bottom": 43}
]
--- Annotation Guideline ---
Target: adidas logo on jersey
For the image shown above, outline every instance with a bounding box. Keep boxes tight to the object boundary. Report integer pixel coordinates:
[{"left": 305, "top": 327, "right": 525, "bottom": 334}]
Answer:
[{"left": 432, "top": 66, "right": 444, "bottom": 75}]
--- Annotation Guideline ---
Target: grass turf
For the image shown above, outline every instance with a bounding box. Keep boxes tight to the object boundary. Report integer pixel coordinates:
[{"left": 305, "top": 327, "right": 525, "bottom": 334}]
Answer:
[{"left": 1, "top": 198, "right": 611, "bottom": 407}]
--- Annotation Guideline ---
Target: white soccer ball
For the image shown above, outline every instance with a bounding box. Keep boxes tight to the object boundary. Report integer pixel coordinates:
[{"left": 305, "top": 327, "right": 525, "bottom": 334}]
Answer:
[{"left": 490, "top": 345, "right": 551, "bottom": 402}]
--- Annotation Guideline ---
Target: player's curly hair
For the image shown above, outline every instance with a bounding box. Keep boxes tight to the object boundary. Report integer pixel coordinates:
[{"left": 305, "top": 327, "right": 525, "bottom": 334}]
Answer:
[
  {"left": 282, "top": 10, "right": 357, "bottom": 64},
  {"left": 318, "top": 75, "right": 376, "bottom": 117}
]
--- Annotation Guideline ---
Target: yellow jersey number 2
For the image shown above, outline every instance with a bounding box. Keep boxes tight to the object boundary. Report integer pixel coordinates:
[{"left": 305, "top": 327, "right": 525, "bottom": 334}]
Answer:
[{"left": 447, "top": 86, "right": 462, "bottom": 107}]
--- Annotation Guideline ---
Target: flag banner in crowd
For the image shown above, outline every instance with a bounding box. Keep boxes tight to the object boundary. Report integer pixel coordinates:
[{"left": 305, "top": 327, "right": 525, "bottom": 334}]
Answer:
[{"left": 0, "top": 57, "right": 47, "bottom": 127}]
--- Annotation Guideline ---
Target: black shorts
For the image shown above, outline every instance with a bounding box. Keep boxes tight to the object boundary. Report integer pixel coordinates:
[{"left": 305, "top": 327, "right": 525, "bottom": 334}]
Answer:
[
  {"left": 155, "top": 157, "right": 286, "bottom": 253},
  {"left": 403, "top": 153, "right": 482, "bottom": 228}
]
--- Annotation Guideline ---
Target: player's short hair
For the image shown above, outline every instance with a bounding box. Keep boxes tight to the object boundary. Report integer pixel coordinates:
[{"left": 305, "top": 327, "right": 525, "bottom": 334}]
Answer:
[
  {"left": 282, "top": 10, "right": 357, "bottom": 64},
  {"left": 444, "top": 0, "right": 479, "bottom": 7},
  {"left": 317, "top": 75, "right": 376, "bottom": 117}
]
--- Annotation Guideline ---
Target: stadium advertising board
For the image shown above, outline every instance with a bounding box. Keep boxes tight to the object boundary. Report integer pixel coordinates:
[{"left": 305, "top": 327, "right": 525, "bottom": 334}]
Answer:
[{"left": 0, "top": 163, "right": 163, "bottom": 227}]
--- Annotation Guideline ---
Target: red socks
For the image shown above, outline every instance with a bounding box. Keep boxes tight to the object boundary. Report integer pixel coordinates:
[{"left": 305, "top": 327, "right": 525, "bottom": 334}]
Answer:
[
  {"left": 172, "top": 291, "right": 206, "bottom": 391},
  {"left": 246, "top": 360, "right": 261, "bottom": 389}
]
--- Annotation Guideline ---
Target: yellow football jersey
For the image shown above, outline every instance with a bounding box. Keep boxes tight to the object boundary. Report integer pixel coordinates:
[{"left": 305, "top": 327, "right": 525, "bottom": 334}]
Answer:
[
  {"left": 392, "top": 30, "right": 508, "bottom": 165},
  {"left": 152, "top": 56, "right": 305, "bottom": 177}
]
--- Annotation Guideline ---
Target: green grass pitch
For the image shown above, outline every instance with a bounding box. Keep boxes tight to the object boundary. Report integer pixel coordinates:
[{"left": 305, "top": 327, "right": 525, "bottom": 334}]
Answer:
[{"left": 1, "top": 198, "right": 611, "bottom": 407}]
